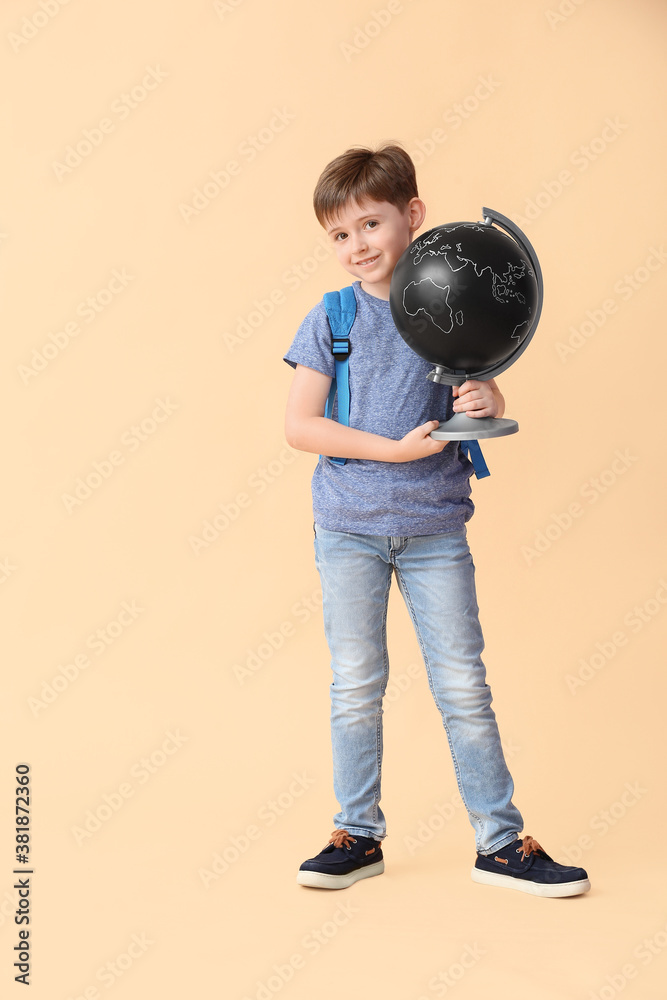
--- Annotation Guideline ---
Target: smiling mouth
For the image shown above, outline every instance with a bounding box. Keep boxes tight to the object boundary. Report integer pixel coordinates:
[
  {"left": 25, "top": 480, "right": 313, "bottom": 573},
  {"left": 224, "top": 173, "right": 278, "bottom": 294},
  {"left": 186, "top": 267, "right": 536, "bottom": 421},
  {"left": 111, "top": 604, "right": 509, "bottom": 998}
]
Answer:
[{"left": 355, "top": 255, "right": 379, "bottom": 266}]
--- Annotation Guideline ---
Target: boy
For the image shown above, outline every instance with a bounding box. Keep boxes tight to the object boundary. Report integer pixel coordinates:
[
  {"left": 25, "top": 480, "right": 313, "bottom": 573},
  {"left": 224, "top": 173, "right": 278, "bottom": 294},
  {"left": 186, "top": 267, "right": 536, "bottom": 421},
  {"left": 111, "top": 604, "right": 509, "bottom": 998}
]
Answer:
[{"left": 282, "top": 142, "right": 590, "bottom": 898}]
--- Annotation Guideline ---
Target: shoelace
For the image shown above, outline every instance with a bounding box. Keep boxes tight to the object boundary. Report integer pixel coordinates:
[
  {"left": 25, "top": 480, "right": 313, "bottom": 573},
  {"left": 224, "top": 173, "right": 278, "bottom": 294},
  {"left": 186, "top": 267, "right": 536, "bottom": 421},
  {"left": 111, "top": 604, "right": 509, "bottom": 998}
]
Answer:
[
  {"left": 517, "top": 834, "right": 545, "bottom": 861},
  {"left": 328, "top": 828, "right": 356, "bottom": 850},
  {"left": 328, "top": 829, "right": 545, "bottom": 859}
]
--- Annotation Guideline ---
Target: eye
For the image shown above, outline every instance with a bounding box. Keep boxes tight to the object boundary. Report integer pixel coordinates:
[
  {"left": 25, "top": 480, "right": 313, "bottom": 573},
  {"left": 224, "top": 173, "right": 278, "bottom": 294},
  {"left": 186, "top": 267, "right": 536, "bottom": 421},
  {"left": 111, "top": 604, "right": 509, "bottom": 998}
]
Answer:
[
  {"left": 334, "top": 232, "right": 347, "bottom": 242},
  {"left": 365, "top": 220, "right": 378, "bottom": 229}
]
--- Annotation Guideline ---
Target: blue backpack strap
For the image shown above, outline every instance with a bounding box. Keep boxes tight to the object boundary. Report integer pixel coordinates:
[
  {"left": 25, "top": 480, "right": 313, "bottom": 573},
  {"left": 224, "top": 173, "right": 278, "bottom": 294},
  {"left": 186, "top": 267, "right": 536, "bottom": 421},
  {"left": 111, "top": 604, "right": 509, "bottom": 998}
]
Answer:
[
  {"left": 459, "top": 439, "right": 490, "bottom": 479},
  {"left": 321, "top": 286, "right": 356, "bottom": 466}
]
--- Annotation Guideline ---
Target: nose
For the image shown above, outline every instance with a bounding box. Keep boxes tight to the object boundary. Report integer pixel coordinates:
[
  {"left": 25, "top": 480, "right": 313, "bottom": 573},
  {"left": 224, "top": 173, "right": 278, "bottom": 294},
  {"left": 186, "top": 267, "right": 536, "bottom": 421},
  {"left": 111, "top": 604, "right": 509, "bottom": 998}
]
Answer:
[{"left": 350, "top": 232, "right": 368, "bottom": 256}]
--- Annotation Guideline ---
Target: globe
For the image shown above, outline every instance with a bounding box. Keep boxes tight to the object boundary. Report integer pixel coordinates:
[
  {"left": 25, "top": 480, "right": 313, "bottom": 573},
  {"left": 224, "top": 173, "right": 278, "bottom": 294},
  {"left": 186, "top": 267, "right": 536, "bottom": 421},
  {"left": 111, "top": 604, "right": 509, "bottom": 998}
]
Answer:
[{"left": 389, "top": 211, "right": 541, "bottom": 385}]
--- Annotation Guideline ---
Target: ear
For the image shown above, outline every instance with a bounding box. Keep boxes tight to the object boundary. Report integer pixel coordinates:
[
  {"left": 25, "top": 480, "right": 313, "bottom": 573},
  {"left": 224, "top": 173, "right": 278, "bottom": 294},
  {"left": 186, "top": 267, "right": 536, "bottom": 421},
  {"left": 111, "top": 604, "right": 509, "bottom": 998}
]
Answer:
[{"left": 408, "top": 197, "right": 427, "bottom": 233}]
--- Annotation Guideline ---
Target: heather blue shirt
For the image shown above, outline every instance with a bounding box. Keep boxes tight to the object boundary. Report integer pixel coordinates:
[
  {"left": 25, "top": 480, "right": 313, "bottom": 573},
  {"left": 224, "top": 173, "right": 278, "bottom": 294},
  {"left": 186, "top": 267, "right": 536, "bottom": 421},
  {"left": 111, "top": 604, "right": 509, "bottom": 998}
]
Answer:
[{"left": 283, "top": 280, "right": 474, "bottom": 536}]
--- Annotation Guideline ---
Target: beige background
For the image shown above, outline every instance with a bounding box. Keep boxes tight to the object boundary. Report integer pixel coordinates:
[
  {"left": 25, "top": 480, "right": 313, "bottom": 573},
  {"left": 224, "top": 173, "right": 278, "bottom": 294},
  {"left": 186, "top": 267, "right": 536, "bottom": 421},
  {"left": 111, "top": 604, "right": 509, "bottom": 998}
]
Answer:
[{"left": 2, "top": 1, "right": 667, "bottom": 997}]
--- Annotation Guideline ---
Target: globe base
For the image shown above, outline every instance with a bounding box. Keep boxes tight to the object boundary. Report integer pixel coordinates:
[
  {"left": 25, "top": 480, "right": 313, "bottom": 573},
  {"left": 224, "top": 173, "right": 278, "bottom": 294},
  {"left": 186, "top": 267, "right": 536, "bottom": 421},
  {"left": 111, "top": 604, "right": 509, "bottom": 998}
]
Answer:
[{"left": 430, "top": 414, "right": 519, "bottom": 441}]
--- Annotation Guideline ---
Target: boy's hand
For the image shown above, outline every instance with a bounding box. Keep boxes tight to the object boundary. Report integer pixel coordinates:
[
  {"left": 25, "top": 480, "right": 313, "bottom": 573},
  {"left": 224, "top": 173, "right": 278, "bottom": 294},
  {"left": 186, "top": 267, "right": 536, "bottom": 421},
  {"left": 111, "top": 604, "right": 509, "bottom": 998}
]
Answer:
[
  {"left": 452, "top": 379, "right": 504, "bottom": 418},
  {"left": 394, "top": 420, "right": 448, "bottom": 462}
]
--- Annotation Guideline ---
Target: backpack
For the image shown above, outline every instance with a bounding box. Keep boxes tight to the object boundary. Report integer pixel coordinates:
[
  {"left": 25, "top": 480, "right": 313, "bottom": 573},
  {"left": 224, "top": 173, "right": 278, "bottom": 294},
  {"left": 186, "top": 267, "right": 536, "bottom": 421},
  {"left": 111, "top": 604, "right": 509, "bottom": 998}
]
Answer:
[{"left": 321, "top": 285, "right": 490, "bottom": 478}]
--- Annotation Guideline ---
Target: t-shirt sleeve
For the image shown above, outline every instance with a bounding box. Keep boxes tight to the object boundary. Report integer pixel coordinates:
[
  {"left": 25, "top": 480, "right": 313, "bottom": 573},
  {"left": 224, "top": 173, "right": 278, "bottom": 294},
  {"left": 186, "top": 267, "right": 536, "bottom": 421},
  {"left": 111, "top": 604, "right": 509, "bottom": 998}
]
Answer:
[{"left": 283, "top": 299, "right": 335, "bottom": 378}]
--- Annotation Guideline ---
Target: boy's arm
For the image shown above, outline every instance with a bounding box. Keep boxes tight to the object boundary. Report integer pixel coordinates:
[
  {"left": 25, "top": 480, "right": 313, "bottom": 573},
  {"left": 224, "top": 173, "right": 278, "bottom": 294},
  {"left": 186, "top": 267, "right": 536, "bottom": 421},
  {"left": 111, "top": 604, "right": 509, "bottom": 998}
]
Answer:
[
  {"left": 285, "top": 364, "right": 449, "bottom": 463},
  {"left": 452, "top": 378, "right": 505, "bottom": 418}
]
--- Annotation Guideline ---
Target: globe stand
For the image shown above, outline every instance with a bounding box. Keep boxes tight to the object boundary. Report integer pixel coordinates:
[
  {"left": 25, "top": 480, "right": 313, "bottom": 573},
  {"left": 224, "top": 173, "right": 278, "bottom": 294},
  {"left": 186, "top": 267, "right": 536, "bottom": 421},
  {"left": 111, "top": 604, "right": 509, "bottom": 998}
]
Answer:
[
  {"left": 430, "top": 413, "right": 518, "bottom": 441},
  {"left": 427, "top": 361, "right": 518, "bottom": 440}
]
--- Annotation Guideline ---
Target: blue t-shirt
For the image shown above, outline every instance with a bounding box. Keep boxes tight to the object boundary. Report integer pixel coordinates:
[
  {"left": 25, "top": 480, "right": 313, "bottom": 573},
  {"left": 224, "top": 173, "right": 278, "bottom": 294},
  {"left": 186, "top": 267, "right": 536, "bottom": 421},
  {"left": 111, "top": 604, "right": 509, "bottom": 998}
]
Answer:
[{"left": 283, "top": 280, "right": 474, "bottom": 536}]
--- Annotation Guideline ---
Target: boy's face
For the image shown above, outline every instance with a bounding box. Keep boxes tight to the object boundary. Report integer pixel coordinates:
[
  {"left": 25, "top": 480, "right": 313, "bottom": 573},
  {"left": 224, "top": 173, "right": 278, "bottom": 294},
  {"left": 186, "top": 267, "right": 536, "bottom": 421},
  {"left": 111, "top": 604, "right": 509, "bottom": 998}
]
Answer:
[{"left": 324, "top": 196, "right": 426, "bottom": 300}]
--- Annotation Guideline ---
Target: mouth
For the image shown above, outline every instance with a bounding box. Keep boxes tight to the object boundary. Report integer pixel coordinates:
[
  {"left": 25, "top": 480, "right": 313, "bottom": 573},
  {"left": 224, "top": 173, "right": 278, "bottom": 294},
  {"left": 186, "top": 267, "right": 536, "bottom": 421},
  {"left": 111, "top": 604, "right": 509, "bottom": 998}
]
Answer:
[{"left": 355, "top": 255, "right": 379, "bottom": 267}]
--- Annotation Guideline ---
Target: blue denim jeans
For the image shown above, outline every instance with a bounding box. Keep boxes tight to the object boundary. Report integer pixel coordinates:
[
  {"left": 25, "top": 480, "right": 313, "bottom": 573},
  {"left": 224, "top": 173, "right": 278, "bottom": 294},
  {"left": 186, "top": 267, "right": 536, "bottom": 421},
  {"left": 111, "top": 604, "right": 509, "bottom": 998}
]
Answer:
[{"left": 313, "top": 523, "right": 524, "bottom": 855}]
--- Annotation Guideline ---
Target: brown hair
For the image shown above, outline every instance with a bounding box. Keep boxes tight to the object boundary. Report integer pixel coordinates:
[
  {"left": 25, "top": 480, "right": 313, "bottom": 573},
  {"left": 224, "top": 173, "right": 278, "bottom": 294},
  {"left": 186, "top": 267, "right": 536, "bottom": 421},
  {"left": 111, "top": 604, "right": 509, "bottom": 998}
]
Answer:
[{"left": 313, "top": 141, "right": 418, "bottom": 229}]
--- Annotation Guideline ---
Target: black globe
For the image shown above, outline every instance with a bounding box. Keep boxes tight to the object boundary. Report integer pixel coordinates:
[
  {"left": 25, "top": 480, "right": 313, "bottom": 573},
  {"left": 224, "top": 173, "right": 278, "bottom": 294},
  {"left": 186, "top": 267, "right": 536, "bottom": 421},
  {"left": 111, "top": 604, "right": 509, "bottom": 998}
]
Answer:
[{"left": 389, "top": 221, "right": 539, "bottom": 380}]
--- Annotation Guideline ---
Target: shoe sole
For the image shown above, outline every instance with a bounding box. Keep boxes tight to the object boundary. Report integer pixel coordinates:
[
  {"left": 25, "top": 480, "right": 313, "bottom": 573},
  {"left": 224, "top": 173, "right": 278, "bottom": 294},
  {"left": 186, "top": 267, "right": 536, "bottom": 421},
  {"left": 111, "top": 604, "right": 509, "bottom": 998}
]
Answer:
[
  {"left": 297, "top": 859, "right": 385, "bottom": 889},
  {"left": 471, "top": 866, "right": 591, "bottom": 897}
]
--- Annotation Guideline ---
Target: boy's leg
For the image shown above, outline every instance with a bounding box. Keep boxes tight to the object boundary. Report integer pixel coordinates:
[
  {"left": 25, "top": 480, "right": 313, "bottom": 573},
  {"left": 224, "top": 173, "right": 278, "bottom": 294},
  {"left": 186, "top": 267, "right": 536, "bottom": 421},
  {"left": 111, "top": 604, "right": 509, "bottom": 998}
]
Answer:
[
  {"left": 313, "top": 524, "right": 393, "bottom": 841},
  {"left": 392, "top": 528, "right": 524, "bottom": 855}
]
